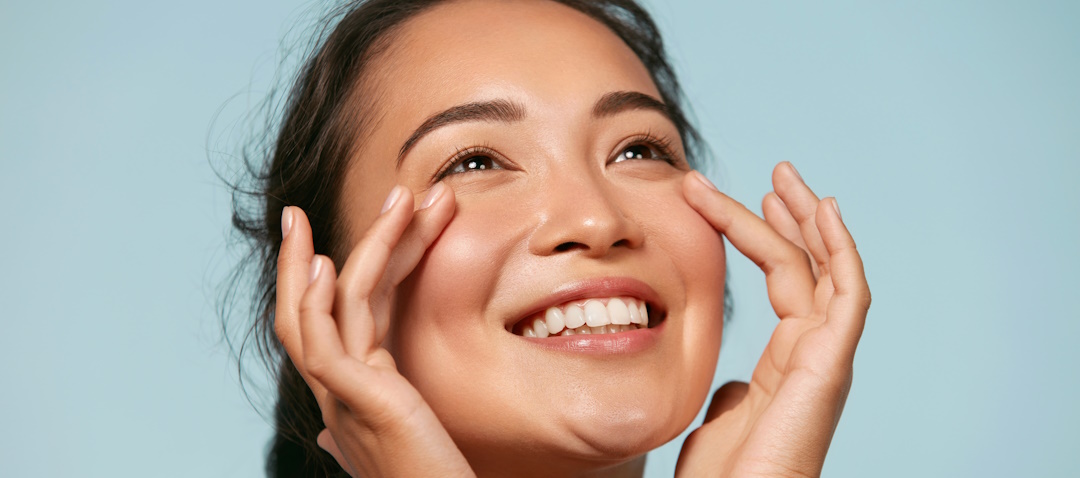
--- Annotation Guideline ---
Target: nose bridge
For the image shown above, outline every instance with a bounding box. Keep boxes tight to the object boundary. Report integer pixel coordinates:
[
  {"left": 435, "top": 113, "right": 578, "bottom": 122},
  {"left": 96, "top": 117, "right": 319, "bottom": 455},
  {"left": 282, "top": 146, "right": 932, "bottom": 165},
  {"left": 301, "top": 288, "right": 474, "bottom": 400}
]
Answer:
[{"left": 528, "top": 166, "right": 643, "bottom": 257}]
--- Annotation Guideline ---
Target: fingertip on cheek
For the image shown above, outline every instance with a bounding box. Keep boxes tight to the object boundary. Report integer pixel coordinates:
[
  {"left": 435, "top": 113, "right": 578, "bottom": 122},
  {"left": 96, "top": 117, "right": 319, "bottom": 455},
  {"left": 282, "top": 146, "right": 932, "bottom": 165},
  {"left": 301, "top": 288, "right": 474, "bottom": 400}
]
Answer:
[{"left": 687, "top": 170, "right": 718, "bottom": 192}]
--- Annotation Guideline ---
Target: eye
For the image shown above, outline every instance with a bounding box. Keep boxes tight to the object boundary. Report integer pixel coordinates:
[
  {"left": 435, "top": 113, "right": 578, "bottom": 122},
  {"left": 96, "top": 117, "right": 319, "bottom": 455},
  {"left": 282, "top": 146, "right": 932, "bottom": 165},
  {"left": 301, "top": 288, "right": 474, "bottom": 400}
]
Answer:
[
  {"left": 617, "top": 144, "right": 662, "bottom": 162},
  {"left": 436, "top": 146, "right": 506, "bottom": 181},
  {"left": 611, "top": 134, "right": 678, "bottom": 166}
]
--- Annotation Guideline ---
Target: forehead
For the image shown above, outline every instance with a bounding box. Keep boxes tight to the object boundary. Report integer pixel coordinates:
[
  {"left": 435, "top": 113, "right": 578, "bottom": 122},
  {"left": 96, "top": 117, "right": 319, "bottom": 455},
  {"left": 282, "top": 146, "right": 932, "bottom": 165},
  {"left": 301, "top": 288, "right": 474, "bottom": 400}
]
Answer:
[
  {"left": 364, "top": 0, "right": 660, "bottom": 135},
  {"left": 339, "top": 0, "right": 663, "bottom": 238}
]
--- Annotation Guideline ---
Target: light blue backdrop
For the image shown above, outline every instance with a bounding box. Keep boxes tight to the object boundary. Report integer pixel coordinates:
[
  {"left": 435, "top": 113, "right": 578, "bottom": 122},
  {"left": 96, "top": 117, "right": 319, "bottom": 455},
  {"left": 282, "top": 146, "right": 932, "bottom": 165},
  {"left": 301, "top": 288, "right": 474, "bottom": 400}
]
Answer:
[{"left": 2, "top": 1, "right": 1077, "bottom": 476}]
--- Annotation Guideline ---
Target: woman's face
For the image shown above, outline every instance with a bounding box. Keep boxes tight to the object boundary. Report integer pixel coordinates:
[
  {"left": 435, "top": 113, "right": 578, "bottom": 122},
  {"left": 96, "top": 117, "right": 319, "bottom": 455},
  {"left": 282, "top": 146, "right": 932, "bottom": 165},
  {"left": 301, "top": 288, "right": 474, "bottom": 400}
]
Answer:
[{"left": 340, "top": 0, "right": 726, "bottom": 471}]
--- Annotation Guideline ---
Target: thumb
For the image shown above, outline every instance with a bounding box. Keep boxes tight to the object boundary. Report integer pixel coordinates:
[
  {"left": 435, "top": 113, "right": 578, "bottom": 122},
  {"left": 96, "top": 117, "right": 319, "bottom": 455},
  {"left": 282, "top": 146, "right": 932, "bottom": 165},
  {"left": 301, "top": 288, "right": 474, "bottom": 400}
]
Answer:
[
  {"left": 317, "top": 429, "right": 352, "bottom": 475},
  {"left": 704, "top": 381, "right": 749, "bottom": 422}
]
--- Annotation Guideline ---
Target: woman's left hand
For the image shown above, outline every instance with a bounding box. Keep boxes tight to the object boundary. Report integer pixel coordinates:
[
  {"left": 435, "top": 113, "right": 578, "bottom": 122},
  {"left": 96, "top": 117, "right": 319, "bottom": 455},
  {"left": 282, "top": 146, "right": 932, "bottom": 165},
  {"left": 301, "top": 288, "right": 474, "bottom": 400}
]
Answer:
[{"left": 676, "top": 162, "right": 871, "bottom": 477}]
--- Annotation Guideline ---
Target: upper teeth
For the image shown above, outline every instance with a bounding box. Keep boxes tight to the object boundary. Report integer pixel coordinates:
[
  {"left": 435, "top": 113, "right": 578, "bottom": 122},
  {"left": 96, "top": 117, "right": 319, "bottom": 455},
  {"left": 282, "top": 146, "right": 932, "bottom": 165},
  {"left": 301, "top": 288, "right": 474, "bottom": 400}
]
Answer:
[{"left": 520, "top": 297, "right": 649, "bottom": 338}]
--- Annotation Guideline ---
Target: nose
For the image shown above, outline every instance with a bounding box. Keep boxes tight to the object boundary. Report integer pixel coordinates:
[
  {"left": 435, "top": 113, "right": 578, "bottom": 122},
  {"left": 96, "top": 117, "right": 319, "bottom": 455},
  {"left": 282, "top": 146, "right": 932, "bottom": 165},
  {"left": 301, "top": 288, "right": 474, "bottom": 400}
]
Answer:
[{"left": 528, "top": 170, "right": 644, "bottom": 258}]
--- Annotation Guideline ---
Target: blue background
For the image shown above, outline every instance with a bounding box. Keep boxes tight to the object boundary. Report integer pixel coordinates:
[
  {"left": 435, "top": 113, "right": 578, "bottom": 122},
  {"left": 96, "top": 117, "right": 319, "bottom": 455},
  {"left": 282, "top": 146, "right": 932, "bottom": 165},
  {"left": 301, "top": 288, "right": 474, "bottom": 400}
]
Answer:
[{"left": 2, "top": 1, "right": 1077, "bottom": 476}]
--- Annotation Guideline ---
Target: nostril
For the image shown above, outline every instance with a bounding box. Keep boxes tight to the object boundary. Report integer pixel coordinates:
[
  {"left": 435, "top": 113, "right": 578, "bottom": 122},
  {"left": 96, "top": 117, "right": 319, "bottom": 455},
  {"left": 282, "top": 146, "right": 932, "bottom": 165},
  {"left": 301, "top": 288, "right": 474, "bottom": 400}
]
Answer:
[
  {"left": 554, "top": 242, "right": 582, "bottom": 252},
  {"left": 611, "top": 239, "right": 629, "bottom": 248}
]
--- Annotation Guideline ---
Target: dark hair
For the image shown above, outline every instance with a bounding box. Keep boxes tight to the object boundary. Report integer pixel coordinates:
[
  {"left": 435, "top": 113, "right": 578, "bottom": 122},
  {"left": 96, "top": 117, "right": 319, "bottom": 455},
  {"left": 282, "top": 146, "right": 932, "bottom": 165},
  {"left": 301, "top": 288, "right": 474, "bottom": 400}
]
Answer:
[{"left": 221, "top": 1, "right": 714, "bottom": 476}]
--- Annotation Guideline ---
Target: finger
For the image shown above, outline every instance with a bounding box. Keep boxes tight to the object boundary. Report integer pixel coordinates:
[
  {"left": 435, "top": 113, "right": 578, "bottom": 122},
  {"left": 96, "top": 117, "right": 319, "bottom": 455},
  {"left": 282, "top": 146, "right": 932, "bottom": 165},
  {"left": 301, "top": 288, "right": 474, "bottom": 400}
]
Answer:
[
  {"left": 338, "top": 183, "right": 456, "bottom": 354},
  {"left": 704, "top": 381, "right": 749, "bottom": 422},
  {"left": 301, "top": 261, "right": 402, "bottom": 420},
  {"left": 762, "top": 192, "right": 816, "bottom": 278},
  {"left": 382, "top": 183, "right": 456, "bottom": 292},
  {"left": 328, "top": 186, "right": 415, "bottom": 357},
  {"left": 317, "top": 429, "right": 353, "bottom": 475},
  {"left": 772, "top": 162, "right": 831, "bottom": 275},
  {"left": 817, "top": 198, "right": 871, "bottom": 348},
  {"left": 685, "top": 171, "right": 815, "bottom": 319},
  {"left": 299, "top": 254, "right": 353, "bottom": 404},
  {"left": 275, "top": 206, "right": 315, "bottom": 372}
]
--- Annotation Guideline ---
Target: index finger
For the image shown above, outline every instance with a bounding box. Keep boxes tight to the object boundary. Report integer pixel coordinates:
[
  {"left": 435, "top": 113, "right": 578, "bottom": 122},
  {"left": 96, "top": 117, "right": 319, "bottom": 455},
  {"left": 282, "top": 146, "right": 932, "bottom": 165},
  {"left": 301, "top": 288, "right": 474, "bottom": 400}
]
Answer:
[{"left": 684, "top": 172, "right": 815, "bottom": 319}]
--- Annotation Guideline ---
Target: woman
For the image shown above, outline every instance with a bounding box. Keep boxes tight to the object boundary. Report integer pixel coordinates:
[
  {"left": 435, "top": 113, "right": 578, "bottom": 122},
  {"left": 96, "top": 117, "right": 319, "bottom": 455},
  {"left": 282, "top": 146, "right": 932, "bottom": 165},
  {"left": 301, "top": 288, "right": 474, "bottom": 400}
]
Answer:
[{"left": 227, "top": 0, "right": 870, "bottom": 476}]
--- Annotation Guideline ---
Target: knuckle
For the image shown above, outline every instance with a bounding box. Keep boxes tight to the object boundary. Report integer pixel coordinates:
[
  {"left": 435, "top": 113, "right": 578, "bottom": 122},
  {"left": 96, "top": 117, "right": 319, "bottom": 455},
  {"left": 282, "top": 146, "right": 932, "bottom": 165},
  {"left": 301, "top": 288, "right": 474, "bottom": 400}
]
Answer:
[
  {"left": 305, "top": 357, "right": 333, "bottom": 380},
  {"left": 272, "top": 317, "right": 289, "bottom": 340}
]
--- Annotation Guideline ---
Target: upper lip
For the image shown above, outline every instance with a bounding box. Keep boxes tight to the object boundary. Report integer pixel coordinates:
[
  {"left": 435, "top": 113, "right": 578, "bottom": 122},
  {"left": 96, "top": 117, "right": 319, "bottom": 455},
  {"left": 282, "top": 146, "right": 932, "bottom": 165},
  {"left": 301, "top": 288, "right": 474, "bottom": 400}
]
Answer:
[{"left": 505, "top": 277, "right": 666, "bottom": 331}]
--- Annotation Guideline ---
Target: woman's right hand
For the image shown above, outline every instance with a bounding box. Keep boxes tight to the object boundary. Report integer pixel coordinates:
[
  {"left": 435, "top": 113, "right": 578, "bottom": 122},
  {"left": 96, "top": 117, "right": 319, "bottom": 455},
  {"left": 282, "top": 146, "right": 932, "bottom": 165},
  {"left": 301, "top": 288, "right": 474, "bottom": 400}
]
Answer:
[{"left": 274, "top": 183, "right": 475, "bottom": 478}]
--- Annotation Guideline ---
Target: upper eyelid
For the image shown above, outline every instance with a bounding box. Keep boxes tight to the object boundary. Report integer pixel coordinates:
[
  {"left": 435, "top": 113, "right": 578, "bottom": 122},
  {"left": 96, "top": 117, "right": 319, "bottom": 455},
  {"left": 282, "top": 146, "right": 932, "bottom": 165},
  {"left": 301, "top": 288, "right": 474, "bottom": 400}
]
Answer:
[
  {"left": 609, "top": 133, "right": 681, "bottom": 163},
  {"left": 433, "top": 144, "right": 509, "bottom": 181},
  {"left": 432, "top": 131, "right": 683, "bottom": 181}
]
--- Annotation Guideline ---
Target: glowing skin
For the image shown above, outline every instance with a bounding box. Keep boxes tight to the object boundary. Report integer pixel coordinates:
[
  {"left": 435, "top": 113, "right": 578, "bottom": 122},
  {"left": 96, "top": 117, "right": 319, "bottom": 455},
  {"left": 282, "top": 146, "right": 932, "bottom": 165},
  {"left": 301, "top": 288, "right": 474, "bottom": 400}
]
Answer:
[
  {"left": 273, "top": 1, "right": 870, "bottom": 477},
  {"left": 341, "top": 1, "right": 726, "bottom": 473}
]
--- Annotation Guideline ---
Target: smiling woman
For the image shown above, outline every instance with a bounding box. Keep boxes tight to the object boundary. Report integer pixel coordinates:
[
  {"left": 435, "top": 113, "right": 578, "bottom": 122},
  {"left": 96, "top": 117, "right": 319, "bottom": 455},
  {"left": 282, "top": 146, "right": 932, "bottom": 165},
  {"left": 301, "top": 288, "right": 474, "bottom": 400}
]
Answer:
[{"left": 223, "top": 0, "right": 869, "bottom": 477}]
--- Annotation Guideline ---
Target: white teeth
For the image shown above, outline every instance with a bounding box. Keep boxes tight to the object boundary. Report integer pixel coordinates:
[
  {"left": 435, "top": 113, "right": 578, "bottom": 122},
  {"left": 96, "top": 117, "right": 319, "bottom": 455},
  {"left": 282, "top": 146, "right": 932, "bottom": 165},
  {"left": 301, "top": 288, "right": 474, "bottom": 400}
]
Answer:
[
  {"left": 545, "top": 307, "right": 565, "bottom": 335},
  {"left": 533, "top": 318, "right": 549, "bottom": 338},
  {"left": 519, "top": 297, "right": 655, "bottom": 338},
  {"left": 584, "top": 301, "right": 609, "bottom": 327},
  {"left": 564, "top": 304, "right": 586, "bottom": 329},
  {"left": 607, "top": 298, "right": 630, "bottom": 325},
  {"left": 627, "top": 299, "right": 643, "bottom": 325}
]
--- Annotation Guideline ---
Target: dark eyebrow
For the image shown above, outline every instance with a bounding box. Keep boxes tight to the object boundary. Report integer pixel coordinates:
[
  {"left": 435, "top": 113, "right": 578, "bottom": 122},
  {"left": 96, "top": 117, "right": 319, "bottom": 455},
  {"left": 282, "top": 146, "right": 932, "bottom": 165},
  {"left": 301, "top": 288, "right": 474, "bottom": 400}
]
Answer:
[
  {"left": 396, "top": 99, "right": 526, "bottom": 167},
  {"left": 395, "top": 92, "right": 670, "bottom": 168},
  {"left": 592, "top": 90, "right": 672, "bottom": 121}
]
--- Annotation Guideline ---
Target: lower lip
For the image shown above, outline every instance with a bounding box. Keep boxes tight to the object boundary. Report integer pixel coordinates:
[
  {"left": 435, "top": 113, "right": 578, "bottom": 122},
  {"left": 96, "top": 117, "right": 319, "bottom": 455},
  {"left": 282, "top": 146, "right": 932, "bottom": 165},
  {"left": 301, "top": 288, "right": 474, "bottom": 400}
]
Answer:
[{"left": 517, "top": 320, "right": 665, "bottom": 355}]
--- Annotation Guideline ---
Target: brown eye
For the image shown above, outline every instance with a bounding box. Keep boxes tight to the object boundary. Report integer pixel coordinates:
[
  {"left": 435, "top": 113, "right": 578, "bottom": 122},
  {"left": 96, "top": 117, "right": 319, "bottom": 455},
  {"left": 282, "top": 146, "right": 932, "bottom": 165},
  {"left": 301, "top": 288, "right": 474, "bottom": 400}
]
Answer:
[
  {"left": 618, "top": 144, "right": 658, "bottom": 161},
  {"left": 444, "top": 154, "right": 502, "bottom": 177}
]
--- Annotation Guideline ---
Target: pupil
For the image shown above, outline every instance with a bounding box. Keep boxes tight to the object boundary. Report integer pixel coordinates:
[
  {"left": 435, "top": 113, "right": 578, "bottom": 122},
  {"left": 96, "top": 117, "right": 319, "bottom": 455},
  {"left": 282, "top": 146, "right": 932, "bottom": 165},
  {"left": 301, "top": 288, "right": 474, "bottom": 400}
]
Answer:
[{"left": 625, "top": 145, "right": 648, "bottom": 160}]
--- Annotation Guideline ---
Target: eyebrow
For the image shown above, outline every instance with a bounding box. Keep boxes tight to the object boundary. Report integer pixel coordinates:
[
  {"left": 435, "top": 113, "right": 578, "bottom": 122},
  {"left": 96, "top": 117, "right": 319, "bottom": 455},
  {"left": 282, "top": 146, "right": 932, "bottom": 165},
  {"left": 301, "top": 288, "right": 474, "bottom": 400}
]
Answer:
[
  {"left": 395, "top": 91, "right": 671, "bottom": 167},
  {"left": 592, "top": 90, "right": 671, "bottom": 121},
  {"left": 396, "top": 100, "right": 526, "bottom": 167}
]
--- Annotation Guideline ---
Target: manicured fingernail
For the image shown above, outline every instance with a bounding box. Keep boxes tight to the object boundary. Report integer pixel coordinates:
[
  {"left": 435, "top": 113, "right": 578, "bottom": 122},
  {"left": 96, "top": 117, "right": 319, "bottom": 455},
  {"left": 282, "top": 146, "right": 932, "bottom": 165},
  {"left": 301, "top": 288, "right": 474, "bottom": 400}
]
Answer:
[
  {"left": 831, "top": 197, "right": 842, "bottom": 219},
  {"left": 281, "top": 207, "right": 293, "bottom": 239},
  {"left": 693, "top": 171, "right": 718, "bottom": 191},
  {"left": 308, "top": 256, "right": 323, "bottom": 284},
  {"left": 787, "top": 162, "right": 804, "bottom": 182},
  {"left": 381, "top": 186, "right": 403, "bottom": 214},
  {"left": 419, "top": 183, "right": 446, "bottom": 210}
]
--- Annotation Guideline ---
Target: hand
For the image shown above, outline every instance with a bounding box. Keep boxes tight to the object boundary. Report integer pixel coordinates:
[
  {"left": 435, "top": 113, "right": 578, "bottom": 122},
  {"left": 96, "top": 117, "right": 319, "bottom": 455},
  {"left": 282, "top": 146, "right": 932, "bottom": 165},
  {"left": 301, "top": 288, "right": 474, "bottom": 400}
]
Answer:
[
  {"left": 676, "top": 163, "right": 871, "bottom": 477},
  {"left": 274, "top": 183, "right": 475, "bottom": 478}
]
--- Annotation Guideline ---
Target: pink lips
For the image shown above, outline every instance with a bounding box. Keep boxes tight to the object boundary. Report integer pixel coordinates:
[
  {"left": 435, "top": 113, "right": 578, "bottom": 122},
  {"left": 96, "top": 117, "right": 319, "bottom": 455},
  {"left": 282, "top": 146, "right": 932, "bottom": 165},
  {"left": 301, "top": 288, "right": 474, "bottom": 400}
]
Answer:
[
  {"left": 510, "top": 277, "right": 667, "bottom": 354},
  {"left": 520, "top": 319, "right": 665, "bottom": 354}
]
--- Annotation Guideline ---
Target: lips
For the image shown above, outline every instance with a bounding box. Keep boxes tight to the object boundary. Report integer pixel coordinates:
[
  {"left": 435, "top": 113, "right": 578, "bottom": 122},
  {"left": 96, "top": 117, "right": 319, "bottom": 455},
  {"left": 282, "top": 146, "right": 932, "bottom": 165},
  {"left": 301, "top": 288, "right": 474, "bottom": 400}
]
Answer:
[{"left": 508, "top": 277, "right": 666, "bottom": 339}]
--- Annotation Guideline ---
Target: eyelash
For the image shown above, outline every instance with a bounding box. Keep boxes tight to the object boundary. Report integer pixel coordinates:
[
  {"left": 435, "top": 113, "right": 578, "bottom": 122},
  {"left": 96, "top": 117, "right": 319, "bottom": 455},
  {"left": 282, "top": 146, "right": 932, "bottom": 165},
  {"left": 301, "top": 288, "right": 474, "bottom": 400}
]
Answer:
[
  {"left": 434, "top": 143, "right": 504, "bottom": 181},
  {"left": 433, "top": 132, "right": 681, "bottom": 182},
  {"left": 611, "top": 132, "right": 679, "bottom": 166}
]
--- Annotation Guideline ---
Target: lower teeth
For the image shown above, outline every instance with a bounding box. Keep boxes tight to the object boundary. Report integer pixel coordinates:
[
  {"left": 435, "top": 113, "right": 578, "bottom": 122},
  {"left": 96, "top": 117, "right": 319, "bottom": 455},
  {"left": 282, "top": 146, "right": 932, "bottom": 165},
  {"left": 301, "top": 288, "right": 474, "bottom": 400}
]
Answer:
[{"left": 523, "top": 323, "right": 645, "bottom": 338}]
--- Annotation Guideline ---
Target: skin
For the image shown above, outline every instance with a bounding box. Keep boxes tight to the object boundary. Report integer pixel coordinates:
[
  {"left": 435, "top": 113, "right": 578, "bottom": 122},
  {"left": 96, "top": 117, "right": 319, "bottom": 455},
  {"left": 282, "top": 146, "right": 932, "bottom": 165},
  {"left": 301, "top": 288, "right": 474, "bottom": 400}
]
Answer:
[{"left": 272, "top": 1, "right": 870, "bottom": 477}]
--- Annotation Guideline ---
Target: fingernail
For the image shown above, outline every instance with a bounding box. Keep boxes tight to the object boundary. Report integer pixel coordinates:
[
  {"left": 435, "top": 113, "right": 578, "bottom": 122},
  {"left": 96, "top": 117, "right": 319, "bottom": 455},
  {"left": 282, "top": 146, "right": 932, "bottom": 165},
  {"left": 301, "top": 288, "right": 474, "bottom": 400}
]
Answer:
[
  {"left": 419, "top": 183, "right": 446, "bottom": 210},
  {"left": 831, "top": 197, "right": 842, "bottom": 219},
  {"left": 381, "top": 186, "right": 403, "bottom": 214},
  {"left": 281, "top": 207, "right": 293, "bottom": 239},
  {"left": 308, "top": 256, "right": 323, "bottom": 284},
  {"left": 787, "top": 162, "right": 804, "bottom": 182},
  {"left": 693, "top": 171, "right": 718, "bottom": 191}
]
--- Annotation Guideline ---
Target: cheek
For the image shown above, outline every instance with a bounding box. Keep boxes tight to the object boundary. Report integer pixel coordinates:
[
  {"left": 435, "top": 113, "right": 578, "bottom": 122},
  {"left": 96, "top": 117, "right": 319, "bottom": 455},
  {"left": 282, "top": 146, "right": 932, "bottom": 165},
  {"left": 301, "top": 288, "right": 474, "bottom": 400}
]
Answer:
[
  {"left": 387, "top": 199, "right": 521, "bottom": 380},
  {"left": 633, "top": 178, "right": 726, "bottom": 299},
  {"left": 633, "top": 179, "right": 727, "bottom": 390}
]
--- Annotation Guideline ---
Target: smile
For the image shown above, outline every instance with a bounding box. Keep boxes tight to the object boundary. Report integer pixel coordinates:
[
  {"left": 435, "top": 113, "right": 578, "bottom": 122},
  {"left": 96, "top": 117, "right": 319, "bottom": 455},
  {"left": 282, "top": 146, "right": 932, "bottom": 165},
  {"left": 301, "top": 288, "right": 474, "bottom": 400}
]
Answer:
[{"left": 513, "top": 297, "right": 658, "bottom": 337}]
